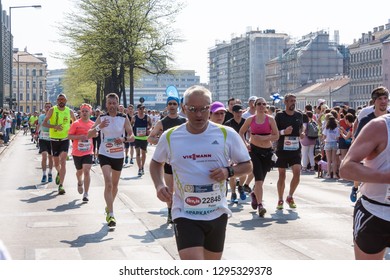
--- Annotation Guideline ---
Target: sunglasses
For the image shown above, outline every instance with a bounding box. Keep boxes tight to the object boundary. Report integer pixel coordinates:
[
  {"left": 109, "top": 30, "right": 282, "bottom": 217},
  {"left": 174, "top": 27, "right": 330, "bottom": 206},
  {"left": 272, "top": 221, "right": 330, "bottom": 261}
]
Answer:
[
  {"left": 256, "top": 102, "right": 267, "bottom": 106},
  {"left": 168, "top": 102, "right": 178, "bottom": 106},
  {"left": 185, "top": 105, "right": 210, "bottom": 113}
]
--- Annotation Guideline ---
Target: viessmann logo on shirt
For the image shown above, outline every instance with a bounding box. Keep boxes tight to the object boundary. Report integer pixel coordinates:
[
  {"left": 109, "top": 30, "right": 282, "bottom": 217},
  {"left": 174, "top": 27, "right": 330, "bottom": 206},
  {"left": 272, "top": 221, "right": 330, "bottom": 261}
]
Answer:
[{"left": 182, "top": 154, "right": 212, "bottom": 160}]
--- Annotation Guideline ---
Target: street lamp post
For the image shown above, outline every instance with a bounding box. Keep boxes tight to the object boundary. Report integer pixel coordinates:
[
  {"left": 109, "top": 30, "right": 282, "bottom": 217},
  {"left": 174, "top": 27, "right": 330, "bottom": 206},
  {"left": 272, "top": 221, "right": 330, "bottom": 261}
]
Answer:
[{"left": 8, "top": 4, "right": 42, "bottom": 110}]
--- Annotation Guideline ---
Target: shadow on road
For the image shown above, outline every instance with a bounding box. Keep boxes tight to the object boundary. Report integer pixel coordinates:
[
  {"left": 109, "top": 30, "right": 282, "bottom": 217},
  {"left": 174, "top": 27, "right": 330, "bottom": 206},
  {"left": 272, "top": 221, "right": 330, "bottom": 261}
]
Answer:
[
  {"left": 120, "top": 176, "right": 143, "bottom": 180},
  {"left": 129, "top": 223, "right": 174, "bottom": 243},
  {"left": 230, "top": 209, "right": 300, "bottom": 230},
  {"left": 20, "top": 191, "right": 57, "bottom": 203},
  {"left": 60, "top": 225, "right": 113, "bottom": 247},
  {"left": 47, "top": 199, "right": 83, "bottom": 212}
]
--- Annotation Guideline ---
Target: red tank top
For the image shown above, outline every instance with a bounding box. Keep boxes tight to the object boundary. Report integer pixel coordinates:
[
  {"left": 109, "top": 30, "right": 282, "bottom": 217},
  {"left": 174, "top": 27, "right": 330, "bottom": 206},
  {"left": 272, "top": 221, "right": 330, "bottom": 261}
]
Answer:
[{"left": 250, "top": 115, "right": 272, "bottom": 135}]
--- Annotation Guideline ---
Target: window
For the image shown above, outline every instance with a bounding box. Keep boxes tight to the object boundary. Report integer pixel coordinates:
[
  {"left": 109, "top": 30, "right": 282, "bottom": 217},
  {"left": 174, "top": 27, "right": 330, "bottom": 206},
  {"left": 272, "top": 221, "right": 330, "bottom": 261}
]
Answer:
[
  {"left": 26, "top": 93, "right": 30, "bottom": 101},
  {"left": 19, "top": 93, "right": 23, "bottom": 101},
  {"left": 26, "top": 81, "right": 30, "bottom": 89},
  {"left": 26, "top": 69, "right": 30, "bottom": 76},
  {"left": 32, "top": 69, "right": 36, "bottom": 76}
]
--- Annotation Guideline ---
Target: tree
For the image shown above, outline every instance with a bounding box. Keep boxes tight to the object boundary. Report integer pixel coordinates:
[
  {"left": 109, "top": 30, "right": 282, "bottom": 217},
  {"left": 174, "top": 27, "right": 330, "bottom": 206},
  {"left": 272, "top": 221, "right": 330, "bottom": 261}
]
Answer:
[{"left": 59, "top": 0, "right": 184, "bottom": 108}]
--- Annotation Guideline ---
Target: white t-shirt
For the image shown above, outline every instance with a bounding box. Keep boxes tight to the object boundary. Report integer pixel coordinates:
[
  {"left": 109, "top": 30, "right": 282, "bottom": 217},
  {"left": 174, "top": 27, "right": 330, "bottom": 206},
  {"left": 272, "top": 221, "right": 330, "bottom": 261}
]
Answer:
[
  {"left": 322, "top": 127, "right": 339, "bottom": 142},
  {"left": 153, "top": 122, "right": 250, "bottom": 221}
]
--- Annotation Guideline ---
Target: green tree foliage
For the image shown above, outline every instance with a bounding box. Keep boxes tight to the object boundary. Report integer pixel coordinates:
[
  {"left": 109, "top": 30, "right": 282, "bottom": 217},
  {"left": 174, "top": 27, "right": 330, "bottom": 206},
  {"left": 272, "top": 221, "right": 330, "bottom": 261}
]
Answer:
[{"left": 59, "top": 0, "right": 183, "bottom": 108}]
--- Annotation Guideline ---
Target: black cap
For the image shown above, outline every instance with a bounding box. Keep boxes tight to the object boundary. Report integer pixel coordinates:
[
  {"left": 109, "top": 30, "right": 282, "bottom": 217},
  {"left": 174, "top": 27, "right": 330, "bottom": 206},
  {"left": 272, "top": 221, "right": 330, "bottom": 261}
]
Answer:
[
  {"left": 232, "top": 104, "right": 243, "bottom": 112},
  {"left": 137, "top": 104, "right": 145, "bottom": 109}
]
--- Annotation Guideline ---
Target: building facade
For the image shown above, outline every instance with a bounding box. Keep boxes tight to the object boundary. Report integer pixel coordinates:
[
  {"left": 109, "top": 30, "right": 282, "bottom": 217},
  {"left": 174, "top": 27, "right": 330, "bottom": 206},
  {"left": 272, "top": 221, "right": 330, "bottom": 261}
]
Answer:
[
  {"left": 348, "top": 20, "right": 390, "bottom": 109},
  {"left": 209, "top": 29, "right": 291, "bottom": 105},
  {"left": 12, "top": 50, "right": 47, "bottom": 113},
  {"left": 266, "top": 30, "right": 345, "bottom": 100},
  {"left": 123, "top": 70, "right": 201, "bottom": 111},
  {"left": 0, "top": 5, "right": 11, "bottom": 108}
]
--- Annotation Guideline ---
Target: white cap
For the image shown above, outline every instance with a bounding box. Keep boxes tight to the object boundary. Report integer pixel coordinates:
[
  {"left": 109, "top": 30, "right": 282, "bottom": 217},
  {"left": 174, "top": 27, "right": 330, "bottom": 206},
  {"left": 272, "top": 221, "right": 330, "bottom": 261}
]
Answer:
[{"left": 248, "top": 96, "right": 258, "bottom": 102}]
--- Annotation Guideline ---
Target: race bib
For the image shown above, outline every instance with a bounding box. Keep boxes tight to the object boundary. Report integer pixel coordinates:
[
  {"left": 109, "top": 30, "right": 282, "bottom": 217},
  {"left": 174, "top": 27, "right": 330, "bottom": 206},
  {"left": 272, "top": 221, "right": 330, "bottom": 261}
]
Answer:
[
  {"left": 183, "top": 184, "right": 223, "bottom": 215},
  {"left": 103, "top": 138, "right": 124, "bottom": 154},
  {"left": 136, "top": 127, "right": 147, "bottom": 137},
  {"left": 40, "top": 131, "right": 50, "bottom": 140},
  {"left": 283, "top": 136, "right": 299, "bottom": 151},
  {"left": 77, "top": 140, "right": 91, "bottom": 152}
]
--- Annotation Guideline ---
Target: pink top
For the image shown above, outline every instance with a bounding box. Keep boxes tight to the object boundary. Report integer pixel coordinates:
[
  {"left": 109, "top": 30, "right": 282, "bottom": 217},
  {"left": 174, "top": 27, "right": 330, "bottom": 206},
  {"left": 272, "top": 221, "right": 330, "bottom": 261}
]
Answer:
[
  {"left": 68, "top": 119, "right": 95, "bottom": 157},
  {"left": 318, "top": 160, "right": 328, "bottom": 171},
  {"left": 250, "top": 115, "right": 272, "bottom": 135}
]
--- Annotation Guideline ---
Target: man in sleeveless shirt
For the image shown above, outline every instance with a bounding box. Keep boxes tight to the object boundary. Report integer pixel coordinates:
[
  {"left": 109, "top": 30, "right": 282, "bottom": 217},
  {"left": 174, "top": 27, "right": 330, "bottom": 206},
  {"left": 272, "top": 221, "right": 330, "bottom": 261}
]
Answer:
[
  {"left": 131, "top": 104, "right": 152, "bottom": 176},
  {"left": 148, "top": 96, "right": 186, "bottom": 224},
  {"left": 42, "top": 94, "right": 76, "bottom": 195},
  {"left": 88, "top": 93, "right": 135, "bottom": 227},
  {"left": 340, "top": 107, "right": 390, "bottom": 260}
]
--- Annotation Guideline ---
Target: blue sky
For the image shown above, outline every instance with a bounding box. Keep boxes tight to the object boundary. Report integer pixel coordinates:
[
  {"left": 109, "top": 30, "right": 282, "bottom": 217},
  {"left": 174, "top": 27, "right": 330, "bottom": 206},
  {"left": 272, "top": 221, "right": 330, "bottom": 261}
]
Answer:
[{"left": 3, "top": 0, "right": 389, "bottom": 82}]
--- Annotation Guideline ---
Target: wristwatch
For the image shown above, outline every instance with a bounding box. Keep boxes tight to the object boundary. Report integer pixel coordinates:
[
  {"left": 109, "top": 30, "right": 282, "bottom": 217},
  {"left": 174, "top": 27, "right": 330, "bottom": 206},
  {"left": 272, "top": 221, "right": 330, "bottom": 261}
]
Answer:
[{"left": 226, "top": 166, "right": 235, "bottom": 178}]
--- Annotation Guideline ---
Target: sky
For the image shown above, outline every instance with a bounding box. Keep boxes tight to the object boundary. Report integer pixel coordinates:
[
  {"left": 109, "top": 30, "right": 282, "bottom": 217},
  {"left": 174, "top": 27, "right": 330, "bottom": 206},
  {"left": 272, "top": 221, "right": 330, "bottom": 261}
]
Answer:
[{"left": 2, "top": 0, "right": 390, "bottom": 83}]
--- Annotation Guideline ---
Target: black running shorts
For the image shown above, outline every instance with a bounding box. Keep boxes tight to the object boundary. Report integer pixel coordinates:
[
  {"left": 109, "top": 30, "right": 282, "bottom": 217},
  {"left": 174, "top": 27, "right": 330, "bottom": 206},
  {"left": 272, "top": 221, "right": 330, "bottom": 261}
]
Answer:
[
  {"left": 73, "top": 155, "right": 93, "bottom": 170},
  {"left": 173, "top": 214, "right": 228, "bottom": 253},
  {"left": 353, "top": 198, "right": 390, "bottom": 254},
  {"left": 98, "top": 154, "right": 124, "bottom": 171}
]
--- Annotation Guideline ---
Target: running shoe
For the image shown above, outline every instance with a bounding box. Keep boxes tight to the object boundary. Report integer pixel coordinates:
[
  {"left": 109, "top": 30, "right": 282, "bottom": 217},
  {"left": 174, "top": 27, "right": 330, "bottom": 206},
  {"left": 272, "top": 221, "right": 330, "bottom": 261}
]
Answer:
[
  {"left": 58, "top": 184, "right": 65, "bottom": 195},
  {"left": 77, "top": 181, "right": 83, "bottom": 194},
  {"left": 238, "top": 185, "right": 246, "bottom": 200},
  {"left": 276, "top": 200, "right": 284, "bottom": 210},
  {"left": 130, "top": 158, "right": 134, "bottom": 164},
  {"left": 48, "top": 174, "right": 53, "bottom": 182},
  {"left": 104, "top": 206, "right": 109, "bottom": 216},
  {"left": 250, "top": 192, "right": 258, "bottom": 210},
  {"left": 138, "top": 169, "right": 142, "bottom": 176},
  {"left": 106, "top": 216, "right": 116, "bottom": 227},
  {"left": 141, "top": 168, "right": 145, "bottom": 175},
  {"left": 286, "top": 196, "right": 297, "bottom": 208},
  {"left": 258, "top": 204, "right": 267, "bottom": 217},
  {"left": 125, "top": 156, "right": 129, "bottom": 164},
  {"left": 41, "top": 175, "right": 47, "bottom": 183},
  {"left": 82, "top": 196, "right": 89, "bottom": 202},
  {"left": 55, "top": 172, "right": 60, "bottom": 185},
  {"left": 243, "top": 184, "right": 252, "bottom": 193},
  {"left": 230, "top": 193, "right": 238, "bottom": 204},
  {"left": 350, "top": 187, "right": 358, "bottom": 203}
]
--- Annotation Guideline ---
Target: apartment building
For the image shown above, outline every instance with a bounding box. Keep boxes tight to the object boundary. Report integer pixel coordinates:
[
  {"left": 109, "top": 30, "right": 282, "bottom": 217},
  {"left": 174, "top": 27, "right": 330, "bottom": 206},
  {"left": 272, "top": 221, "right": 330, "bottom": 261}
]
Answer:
[
  {"left": 12, "top": 50, "right": 47, "bottom": 113},
  {"left": 348, "top": 20, "right": 390, "bottom": 108},
  {"left": 266, "top": 30, "right": 345, "bottom": 100},
  {"left": 209, "top": 29, "right": 291, "bottom": 105}
]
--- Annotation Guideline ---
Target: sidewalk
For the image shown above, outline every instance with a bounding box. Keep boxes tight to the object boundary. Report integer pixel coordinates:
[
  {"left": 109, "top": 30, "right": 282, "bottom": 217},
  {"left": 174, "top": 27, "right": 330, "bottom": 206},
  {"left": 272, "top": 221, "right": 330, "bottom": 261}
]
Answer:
[{"left": 0, "top": 129, "right": 19, "bottom": 156}]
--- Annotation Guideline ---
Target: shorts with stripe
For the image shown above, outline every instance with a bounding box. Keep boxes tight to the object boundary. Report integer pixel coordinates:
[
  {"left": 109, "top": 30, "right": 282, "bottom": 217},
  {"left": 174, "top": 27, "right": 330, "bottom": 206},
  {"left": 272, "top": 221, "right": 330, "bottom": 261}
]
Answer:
[{"left": 353, "top": 198, "right": 390, "bottom": 254}]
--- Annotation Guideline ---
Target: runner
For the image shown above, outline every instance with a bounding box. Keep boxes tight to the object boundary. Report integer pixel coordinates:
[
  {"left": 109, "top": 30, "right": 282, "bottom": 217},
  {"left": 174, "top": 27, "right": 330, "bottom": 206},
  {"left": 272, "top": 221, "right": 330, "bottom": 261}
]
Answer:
[
  {"left": 150, "top": 85, "right": 252, "bottom": 259},
  {"left": 42, "top": 94, "right": 76, "bottom": 195},
  {"left": 88, "top": 93, "right": 135, "bottom": 227},
  {"left": 148, "top": 96, "right": 186, "bottom": 223},
  {"left": 36, "top": 102, "right": 53, "bottom": 183},
  {"left": 131, "top": 104, "right": 152, "bottom": 176},
  {"left": 274, "top": 93, "right": 303, "bottom": 209},
  {"left": 68, "top": 103, "right": 95, "bottom": 202}
]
